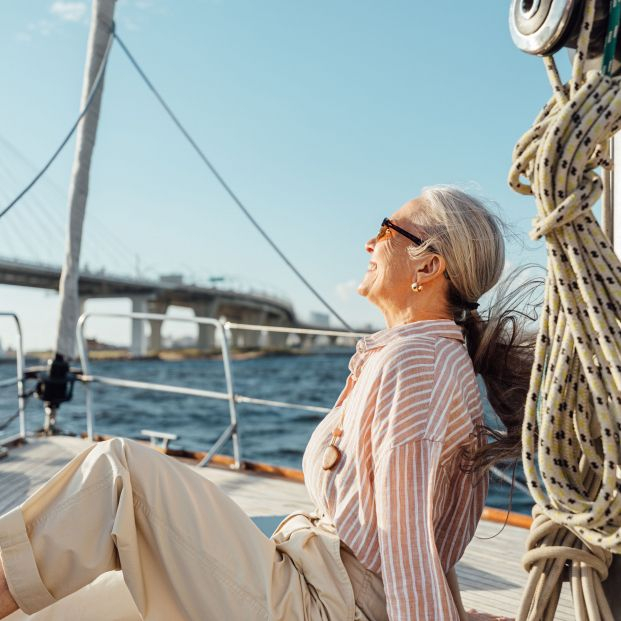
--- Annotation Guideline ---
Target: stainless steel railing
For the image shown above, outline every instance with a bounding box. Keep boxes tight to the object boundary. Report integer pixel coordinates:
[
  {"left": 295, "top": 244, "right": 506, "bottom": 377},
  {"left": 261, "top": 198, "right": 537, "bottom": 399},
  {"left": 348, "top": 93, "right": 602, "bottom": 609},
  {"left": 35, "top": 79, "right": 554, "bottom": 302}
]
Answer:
[
  {"left": 1, "top": 310, "right": 525, "bottom": 497},
  {"left": 76, "top": 312, "right": 366, "bottom": 468},
  {"left": 0, "top": 313, "right": 27, "bottom": 446}
]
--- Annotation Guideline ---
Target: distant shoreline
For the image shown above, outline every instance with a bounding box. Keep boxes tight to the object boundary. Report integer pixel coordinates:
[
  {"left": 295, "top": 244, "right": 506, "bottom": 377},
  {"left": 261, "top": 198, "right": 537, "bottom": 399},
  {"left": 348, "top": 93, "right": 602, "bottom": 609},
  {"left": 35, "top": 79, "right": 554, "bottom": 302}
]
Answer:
[{"left": 3, "top": 346, "right": 355, "bottom": 364}]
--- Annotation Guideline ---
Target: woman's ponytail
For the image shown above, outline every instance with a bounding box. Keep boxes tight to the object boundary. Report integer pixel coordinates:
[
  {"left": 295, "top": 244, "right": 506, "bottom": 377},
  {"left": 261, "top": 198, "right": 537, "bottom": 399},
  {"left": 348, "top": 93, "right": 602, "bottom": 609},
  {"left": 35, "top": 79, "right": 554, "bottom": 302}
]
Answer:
[{"left": 453, "top": 274, "right": 542, "bottom": 473}]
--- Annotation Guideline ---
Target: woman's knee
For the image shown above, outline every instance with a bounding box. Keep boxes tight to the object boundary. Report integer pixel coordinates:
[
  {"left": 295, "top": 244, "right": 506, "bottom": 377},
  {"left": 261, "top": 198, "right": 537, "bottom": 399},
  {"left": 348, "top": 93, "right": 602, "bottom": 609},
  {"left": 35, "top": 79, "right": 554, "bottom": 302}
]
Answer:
[
  {"left": 88, "top": 437, "right": 143, "bottom": 464},
  {"left": 78, "top": 437, "right": 141, "bottom": 481}
]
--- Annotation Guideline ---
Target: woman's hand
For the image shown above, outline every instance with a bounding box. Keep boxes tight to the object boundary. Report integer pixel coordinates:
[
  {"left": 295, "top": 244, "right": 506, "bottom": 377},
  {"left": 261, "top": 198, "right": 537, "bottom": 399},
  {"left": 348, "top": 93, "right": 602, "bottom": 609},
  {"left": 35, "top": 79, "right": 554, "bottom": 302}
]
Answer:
[{"left": 467, "top": 610, "right": 515, "bottom": 621}]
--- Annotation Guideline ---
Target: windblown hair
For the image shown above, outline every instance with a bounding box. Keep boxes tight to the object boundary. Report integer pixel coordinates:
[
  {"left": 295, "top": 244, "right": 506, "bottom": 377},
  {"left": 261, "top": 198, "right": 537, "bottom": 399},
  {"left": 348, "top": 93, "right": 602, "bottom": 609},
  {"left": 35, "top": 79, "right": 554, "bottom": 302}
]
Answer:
[{"left": 409, "top": 185, "right": 541, "bottom": 473}]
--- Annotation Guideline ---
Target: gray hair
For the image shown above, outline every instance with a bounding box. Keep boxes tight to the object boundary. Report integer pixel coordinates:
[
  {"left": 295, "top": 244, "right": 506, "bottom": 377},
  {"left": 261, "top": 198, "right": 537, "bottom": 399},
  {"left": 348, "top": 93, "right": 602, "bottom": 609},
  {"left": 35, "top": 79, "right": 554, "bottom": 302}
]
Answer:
[{"left": 407, "top": 185, "right": 506, "bottom": 308}]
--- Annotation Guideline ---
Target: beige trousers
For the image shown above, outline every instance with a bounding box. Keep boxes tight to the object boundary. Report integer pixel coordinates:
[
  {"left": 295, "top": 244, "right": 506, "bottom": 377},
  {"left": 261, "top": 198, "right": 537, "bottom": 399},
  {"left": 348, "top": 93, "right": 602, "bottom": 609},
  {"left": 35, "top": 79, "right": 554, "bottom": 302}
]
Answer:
[{"left": 0, "top": 438, "right": 387, "bottom": 621}]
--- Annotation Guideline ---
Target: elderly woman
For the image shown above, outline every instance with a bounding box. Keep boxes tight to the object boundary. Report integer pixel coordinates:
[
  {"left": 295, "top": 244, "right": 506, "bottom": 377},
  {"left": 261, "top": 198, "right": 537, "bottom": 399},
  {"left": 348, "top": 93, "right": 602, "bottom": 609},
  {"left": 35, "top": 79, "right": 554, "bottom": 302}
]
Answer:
[{"left": 0, "top": 186, "right": 528, "bottom": 621}]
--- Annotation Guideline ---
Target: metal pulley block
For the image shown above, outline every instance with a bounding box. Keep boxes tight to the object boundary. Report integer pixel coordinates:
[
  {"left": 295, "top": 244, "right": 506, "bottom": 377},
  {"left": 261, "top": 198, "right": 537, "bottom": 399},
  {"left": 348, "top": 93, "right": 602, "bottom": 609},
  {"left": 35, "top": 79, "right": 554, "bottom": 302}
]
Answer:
[{"left": 509, "top": 0, "right": 621, "bottom": 73}]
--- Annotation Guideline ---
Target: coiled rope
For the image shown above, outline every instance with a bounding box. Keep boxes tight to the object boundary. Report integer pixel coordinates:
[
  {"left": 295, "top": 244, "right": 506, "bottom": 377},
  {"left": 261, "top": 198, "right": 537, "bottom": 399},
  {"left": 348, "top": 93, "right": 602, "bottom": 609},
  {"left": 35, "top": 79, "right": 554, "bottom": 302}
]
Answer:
[{"left": 508, "top": 1, "right": 621, "bottom": 618}]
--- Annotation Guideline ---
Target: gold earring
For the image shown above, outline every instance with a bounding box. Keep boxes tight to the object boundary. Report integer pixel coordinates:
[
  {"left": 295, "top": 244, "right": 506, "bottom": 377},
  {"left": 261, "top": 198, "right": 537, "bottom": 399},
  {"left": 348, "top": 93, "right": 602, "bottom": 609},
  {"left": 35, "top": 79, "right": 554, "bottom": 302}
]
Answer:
[{"left": 411, "top": 282, "right": 423, "bottom": 293}]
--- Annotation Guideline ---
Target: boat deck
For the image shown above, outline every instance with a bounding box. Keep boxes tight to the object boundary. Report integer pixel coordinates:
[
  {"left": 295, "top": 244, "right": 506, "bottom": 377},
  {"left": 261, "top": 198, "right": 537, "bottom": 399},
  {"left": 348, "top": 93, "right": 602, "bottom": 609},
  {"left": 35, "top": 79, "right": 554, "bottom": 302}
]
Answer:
[{"left": 1, "top": 436, "right": 574, "bottom": 620}]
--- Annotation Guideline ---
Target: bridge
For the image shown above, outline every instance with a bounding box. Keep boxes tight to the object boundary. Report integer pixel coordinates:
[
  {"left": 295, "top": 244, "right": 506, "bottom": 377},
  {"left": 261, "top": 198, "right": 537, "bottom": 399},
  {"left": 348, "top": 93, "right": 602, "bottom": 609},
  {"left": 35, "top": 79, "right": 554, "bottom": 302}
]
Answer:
[
  {"left": 0, "top": 139, "right": 351, "bottom": 355},
  {"left": 0, "top": 257, "right": 306, "bottom": 355}
]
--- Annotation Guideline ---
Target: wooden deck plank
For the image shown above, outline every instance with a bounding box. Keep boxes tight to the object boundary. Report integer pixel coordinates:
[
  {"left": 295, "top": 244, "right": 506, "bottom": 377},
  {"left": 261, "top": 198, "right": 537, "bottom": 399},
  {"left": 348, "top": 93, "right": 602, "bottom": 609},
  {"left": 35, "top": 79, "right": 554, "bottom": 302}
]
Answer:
[{"left": 0, "top": 436, "right": 575, "bottom": 619}]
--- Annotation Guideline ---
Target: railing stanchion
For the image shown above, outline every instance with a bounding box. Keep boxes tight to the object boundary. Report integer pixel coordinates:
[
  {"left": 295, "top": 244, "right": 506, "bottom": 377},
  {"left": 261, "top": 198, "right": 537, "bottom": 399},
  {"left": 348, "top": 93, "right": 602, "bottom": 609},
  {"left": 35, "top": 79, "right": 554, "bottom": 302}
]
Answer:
[
  {"left": 0, "top": 313, "right": 27, "bottom": 445},
  {"left": 220, "top": 318, "right": 242, "bottom": 469},
  {"left": 76, "top": 315, "right": 94, "bottom": 441},
  {"left": 13, "top": 315, "right": 26, "bottom": 440}
]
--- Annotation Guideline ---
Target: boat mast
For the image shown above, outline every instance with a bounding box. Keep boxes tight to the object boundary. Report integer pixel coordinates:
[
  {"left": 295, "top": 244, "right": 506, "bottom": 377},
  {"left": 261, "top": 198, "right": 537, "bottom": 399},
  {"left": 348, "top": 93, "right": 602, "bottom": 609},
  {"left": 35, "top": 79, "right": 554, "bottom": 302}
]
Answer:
[
  {"left": 41, "top": 0, "right": 116, "bottom": 432},
  {"left": 56, "top": 0, "right": 116, "bottom": 359},
  {"left": 601, "top": 121, "right": 621, "bottom": 615}
]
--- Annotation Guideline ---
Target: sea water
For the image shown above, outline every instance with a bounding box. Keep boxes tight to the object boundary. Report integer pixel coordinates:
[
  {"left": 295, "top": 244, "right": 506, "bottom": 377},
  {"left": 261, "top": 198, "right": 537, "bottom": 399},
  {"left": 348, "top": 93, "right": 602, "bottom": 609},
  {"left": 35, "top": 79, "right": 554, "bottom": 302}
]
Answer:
[{"left": 0, "top": 353, "right": 532, "bottom": 515}]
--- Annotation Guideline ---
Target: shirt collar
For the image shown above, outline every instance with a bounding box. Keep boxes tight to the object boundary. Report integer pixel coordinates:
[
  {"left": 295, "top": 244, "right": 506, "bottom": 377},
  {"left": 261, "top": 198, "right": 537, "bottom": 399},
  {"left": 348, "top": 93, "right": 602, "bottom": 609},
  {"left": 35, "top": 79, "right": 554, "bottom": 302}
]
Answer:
[{"left": 350, "top": 320, "right": 464, "bottom": 378}]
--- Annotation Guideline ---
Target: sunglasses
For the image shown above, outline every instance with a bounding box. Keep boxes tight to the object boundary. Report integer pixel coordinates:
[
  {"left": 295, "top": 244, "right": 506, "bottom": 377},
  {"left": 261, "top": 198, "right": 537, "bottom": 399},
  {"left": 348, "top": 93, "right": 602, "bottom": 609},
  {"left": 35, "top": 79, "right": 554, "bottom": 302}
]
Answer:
[
  {"left": 377, "top": 218, "right": 449, "bottom": 280},
  {"left": 377, "top": 217, "right": 435, "bottom": 252}
]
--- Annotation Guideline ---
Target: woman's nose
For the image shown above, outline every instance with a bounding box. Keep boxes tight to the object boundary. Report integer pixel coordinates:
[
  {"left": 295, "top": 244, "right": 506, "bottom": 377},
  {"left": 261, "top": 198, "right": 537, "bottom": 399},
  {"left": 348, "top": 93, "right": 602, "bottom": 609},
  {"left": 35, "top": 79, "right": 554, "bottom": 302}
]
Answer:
[{"left": 365, "top": 237, "right": 376, "bottom": 254}]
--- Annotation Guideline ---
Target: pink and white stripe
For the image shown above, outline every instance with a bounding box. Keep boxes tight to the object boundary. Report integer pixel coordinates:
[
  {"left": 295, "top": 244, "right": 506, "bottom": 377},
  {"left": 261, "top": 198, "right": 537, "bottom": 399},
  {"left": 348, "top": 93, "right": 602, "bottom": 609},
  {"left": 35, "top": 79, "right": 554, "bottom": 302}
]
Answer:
[{"left": 303, "top": 320, "right": 488, "bottom": 621}]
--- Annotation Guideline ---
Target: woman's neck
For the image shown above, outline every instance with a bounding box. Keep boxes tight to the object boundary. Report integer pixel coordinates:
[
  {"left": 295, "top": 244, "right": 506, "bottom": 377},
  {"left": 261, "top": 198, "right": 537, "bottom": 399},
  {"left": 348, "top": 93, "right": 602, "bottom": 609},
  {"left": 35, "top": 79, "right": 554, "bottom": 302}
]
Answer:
[{"left": 382, "top": 307, "right": 452, "bottom": 328}]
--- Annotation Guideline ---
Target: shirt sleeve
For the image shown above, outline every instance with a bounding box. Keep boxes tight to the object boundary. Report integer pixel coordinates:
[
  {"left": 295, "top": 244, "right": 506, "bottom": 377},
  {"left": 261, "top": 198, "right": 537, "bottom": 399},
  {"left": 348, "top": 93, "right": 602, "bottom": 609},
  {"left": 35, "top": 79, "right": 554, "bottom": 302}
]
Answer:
[
  {"left": 374, "top": 441, "right": 459, "bottom": 621},
  {"left": 371, "top": 344, "right": 459, "bottom": 620}
]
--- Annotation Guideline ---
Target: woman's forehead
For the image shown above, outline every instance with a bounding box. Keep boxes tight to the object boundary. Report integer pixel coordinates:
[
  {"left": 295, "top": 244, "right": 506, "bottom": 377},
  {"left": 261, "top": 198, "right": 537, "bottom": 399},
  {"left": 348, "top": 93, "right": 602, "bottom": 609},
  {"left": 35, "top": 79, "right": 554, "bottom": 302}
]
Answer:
[{"left": 390, "top": 197, "right": 424, "bottom": 225}]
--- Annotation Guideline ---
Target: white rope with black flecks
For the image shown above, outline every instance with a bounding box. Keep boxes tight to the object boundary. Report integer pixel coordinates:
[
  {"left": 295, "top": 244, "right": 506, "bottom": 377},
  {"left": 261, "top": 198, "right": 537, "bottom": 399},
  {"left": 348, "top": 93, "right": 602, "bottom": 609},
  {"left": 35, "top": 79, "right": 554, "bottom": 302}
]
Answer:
[{"left": 508, "top": 0, "right": 621, "bottom": 618}]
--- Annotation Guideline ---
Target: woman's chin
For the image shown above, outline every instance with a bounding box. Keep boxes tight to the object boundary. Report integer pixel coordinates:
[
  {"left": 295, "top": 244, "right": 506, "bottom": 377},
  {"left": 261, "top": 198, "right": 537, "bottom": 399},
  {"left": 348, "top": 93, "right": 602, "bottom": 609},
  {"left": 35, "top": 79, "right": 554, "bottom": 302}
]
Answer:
[
  {"left": 357, "top": 275, "right": 377, "bottom": 300},
  {"left": 357, "top": 280, "right": 371, "bottom": 298}
]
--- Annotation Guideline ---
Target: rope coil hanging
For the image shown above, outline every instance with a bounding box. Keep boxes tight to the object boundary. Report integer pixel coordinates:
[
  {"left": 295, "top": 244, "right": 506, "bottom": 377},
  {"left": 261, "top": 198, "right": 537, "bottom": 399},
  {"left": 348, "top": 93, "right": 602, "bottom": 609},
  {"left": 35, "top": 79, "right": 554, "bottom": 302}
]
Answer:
[{"left": 509, "top": 1, "right": 621, "bottom": 618}]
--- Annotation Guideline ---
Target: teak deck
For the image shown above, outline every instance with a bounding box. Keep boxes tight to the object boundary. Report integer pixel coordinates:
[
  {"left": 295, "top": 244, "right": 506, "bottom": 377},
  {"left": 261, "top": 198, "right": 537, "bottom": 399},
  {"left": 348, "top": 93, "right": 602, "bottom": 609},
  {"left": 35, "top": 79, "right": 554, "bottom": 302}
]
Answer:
[{"left": 1, "top": 435, "right": 574, "bottom": 620}]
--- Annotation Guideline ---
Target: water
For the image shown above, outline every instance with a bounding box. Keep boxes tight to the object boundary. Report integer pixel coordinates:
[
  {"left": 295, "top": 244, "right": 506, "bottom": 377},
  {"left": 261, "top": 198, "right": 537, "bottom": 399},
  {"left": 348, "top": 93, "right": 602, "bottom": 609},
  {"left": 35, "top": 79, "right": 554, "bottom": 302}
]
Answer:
[{"left": 0, "top": 353, "right": 533, "bottom": 515}]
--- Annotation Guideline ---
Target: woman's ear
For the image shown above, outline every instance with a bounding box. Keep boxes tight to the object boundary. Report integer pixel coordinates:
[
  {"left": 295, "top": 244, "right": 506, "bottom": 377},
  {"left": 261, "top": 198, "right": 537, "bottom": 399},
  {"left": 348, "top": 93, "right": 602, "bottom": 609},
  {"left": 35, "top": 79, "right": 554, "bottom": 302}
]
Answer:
[{"left": 416, "top": 255, "right": 447, "bottom": 285}]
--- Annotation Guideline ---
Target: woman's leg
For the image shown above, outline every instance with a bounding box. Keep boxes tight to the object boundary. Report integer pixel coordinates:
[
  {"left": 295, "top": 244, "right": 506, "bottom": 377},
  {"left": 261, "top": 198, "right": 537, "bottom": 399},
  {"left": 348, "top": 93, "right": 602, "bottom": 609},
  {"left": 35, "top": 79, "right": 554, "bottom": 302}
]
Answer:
[
  {"left": 0, "top": 438, "right": 324, "bottom": 621},
  {"left": 0, "top": 564, "right": 18, "bottom": 617}
]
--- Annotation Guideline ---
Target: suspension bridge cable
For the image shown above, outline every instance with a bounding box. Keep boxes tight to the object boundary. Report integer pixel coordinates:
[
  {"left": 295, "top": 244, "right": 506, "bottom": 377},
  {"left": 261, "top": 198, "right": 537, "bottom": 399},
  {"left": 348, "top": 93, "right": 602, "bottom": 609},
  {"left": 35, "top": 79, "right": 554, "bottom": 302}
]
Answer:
[
  {"left": 112, "top": 31, "right": 353, "bottom": 332},
  {"left": 0, "top": 160, "right": 67, "bottom": 244},
  {"left": 0, "top": 26, "right": 115, "bottom": 221},
  {"left": 0, "top": 133, "right": 140, "bottom": 270}
]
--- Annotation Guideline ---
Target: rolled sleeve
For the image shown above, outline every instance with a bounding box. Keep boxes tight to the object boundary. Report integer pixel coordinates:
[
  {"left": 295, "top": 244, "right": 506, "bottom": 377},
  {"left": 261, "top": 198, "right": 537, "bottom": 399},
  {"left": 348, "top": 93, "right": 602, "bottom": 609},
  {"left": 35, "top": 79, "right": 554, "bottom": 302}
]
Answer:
[{"left": 374, "top": 441, "right": 459, "bottom": 621}]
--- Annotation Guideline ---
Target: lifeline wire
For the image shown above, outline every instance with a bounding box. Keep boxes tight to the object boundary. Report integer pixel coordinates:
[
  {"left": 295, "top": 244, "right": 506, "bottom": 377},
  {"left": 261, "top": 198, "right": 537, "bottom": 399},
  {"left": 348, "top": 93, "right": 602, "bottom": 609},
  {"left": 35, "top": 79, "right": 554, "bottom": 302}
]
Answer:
[
  {"left": 0, "top": 387, "right": 35, "bottom": 431},
  {"left": 112, "top": 32, "right": 354, "bottom": 332},
  {"left": 0, "top": 25, "right": 115, "bottom": 221},
  {"left": 508, "top": 0, "right": 621, "bottom": 619}
]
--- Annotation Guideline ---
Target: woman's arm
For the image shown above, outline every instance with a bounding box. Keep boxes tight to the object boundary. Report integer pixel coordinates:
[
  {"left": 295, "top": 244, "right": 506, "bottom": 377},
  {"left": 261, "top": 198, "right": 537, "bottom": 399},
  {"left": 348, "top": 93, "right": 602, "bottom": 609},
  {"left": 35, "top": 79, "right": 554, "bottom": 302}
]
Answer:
[
  {"left": 446, "top": 567, "right": 468, "bottom": 621},
  {"left": 447, "top": 567, "right": 515, "bottom": 621}
]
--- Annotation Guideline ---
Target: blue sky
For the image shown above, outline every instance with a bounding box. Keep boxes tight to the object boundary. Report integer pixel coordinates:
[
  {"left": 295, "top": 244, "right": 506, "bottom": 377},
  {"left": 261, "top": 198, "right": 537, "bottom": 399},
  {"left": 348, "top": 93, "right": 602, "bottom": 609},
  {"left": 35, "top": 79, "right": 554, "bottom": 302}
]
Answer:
[{"left": 0, "top": 1, "right": 563, "bottom": 351}]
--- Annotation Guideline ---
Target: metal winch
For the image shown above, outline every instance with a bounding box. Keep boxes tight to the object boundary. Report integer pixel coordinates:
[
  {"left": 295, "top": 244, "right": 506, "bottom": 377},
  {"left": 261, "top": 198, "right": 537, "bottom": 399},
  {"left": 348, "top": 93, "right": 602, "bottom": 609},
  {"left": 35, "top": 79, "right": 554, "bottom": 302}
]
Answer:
[
  {"left": 34, "top": 354, "right": 76, "bottom": 434},
  {"left": 509, "top": 0, "right": 621, "bottom": 74}
]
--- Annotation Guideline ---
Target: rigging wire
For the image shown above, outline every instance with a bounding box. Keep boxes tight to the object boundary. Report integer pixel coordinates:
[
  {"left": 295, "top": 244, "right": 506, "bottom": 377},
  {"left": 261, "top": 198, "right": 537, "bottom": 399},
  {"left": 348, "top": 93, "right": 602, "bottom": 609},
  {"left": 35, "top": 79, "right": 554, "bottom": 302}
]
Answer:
[
  {"left": 0, "top": 409, "right": 20, "bottom": 432},
  {"left": 0, "top": 25, "right": 115, "bottom": 221},
  {"left": 0, "top": 387, "right": 36, "bottom": 431},
  {"left": 112, "top": 31, "right": 353, "bottom": 332}
]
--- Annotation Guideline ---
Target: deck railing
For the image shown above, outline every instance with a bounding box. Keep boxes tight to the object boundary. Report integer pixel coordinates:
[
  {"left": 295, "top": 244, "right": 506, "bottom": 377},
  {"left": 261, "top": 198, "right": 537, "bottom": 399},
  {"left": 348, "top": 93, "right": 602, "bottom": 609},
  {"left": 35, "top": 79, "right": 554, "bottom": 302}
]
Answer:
[
  {"left": 76, "top": 312, "right": 366, "bottom": 468},
  {"left": 0, "top": 311, "right": 528, "bottom": 496},
  {"left": 0, "top": 313, "right": 26, "bottom": 445}
]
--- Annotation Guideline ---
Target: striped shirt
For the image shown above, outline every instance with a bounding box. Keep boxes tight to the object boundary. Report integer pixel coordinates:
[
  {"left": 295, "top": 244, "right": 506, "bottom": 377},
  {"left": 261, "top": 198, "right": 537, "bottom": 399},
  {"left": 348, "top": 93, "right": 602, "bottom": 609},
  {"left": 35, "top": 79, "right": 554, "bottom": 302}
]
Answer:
[{"left": 302, "top": 320, "right": 488, "bottom": 621}]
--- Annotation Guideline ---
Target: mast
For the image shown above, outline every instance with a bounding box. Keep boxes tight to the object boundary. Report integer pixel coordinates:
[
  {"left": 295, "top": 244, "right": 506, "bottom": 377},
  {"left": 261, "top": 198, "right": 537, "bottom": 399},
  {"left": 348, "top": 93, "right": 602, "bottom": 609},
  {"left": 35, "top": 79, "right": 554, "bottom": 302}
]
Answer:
[
  {"left": 38, "top": 0, "right": 116, "bottom": 433},
  {"left": 55, "top": 0, "right": 116, "bottom": 359},
  {"left": 602, "top": 121, "right": 621, "bottom": 615}
]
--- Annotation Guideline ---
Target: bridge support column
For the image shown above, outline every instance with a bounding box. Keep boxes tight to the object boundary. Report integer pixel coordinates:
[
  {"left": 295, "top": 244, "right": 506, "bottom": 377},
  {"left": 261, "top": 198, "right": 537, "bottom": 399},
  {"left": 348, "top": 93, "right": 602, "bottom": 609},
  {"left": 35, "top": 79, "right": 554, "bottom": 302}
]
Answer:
[
  {"left": 130, "top": 297, "right": 148, "bottom": 357},
  {"left": 193, "top": 300, "right": 218, "bottom": 352},
  {"left": 230, "top": 310, "right": 266, "bottom": 349},
  {"left": 147, "top": 301, "right": 167, "bottom": 354},
  {"left": 267, "top": 328, "right": 289, "bottom": 350},
  {"left": 302, "top": 334, "right": 317, "bottom": 350},
  {"left": 266, "top": 314, "right": 291, "bottom": 350}
]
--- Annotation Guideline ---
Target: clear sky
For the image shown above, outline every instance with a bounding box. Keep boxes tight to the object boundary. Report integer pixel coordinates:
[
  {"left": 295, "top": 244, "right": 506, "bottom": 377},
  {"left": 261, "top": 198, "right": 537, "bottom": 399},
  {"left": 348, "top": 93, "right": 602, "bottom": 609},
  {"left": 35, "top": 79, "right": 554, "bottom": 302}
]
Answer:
[{"left": 0, "top": 0, "right": 563, "bottom": 351}]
